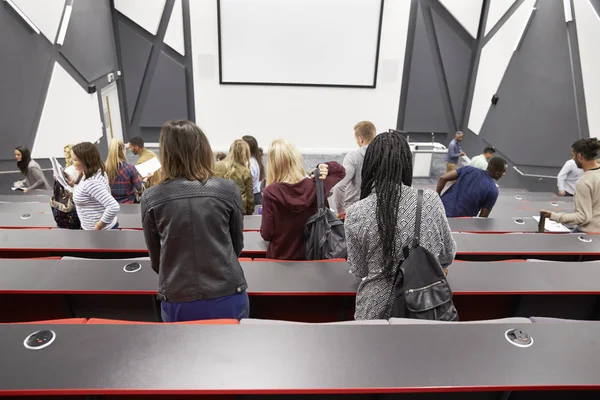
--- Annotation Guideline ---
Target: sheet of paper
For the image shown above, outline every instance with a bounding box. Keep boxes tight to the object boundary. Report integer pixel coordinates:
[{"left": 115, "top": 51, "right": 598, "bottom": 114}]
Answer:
[
  {"left": 51, "top": 157, "right": 73, "bottom": 193},
  {"left": 532, "top": 216, "right": 571, "bottom": 233},
  {"left": 135, "top": 157, "right": 161, "bottom": 178}
]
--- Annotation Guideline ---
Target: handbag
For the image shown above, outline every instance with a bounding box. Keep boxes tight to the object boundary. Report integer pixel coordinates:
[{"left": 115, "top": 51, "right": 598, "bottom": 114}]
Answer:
[
  {"left": 389, "top": 189, "right": 458, "bottom": 321},
  {"left": 50, "top": 180, "right": 81, "bottom": 229}
]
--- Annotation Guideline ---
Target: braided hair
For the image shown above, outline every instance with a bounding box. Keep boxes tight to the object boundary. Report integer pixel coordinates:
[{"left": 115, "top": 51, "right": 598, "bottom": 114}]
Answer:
[{"left": 360, "top": 132, "right": 413, "bottom": 275}]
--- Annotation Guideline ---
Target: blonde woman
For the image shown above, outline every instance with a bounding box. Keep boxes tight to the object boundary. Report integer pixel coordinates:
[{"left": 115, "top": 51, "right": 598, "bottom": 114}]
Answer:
[
  {"left": 260, "top": 139, "right": 345, "bottom": 260},
  {"left": 106, "top": 138, "right": 142, "bottom": 203},
  {"left": 63, "top": 144, "right": 80, "bottom": 182},
  {"left": 214, "top": 140, "right": 254, "bottom": 215}
]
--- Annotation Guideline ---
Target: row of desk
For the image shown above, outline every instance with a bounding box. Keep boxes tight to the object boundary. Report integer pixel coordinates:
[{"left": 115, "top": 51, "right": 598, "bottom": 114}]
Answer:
[
  {"left": 0, "top": 230, "right": 596, "bottom": 260},
  {"left": 0, "top": 259, "right": 598, "bottom": 323}
]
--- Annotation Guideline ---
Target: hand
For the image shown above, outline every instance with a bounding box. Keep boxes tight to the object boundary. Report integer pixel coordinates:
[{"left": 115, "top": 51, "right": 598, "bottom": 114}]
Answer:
[
  {"left": 22, "top": 188, "right": 29, "bottom": 193},
  {"left": 460, "top": 152, "right": 466, "bottom": 156},
  {"left": 337, "top": 212, "right": 346, "bottom": 220},
  {"left": 443, "top": 268, "right": 448, "bottom": 277},
  {"left": 317, "top": 164, "right": 329, "bottom": 180},
  {"left": 94, "top": 221, "right": 106, "bottom": 231},
  {"left": 540, "top": 210, "right": 552, "bottom": 219},
  {"left": 558, "top": 190, "right": 566, "bottom": 197}
]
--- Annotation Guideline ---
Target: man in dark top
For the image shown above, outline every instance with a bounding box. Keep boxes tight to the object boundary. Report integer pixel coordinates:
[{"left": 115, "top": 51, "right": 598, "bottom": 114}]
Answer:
[
  {"left": 437, "top": 157, "right": 507, "bottom": 218},
  {"left": 446, "top": 131, "right": 466, "bottom": 173}
]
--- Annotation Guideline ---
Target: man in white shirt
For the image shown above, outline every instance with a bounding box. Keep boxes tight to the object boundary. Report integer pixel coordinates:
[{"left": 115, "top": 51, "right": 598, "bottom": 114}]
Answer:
[
  {"left": 469, "top": 146, "right": 496, "bottom": 170},
  {"left": 557, "top": 143, "right": 583, "bottom": 196}
]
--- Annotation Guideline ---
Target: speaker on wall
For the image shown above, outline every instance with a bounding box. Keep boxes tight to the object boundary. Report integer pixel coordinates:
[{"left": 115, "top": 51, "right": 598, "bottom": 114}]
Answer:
[{"left": 491, "top": 94, "right": 499, "bottom": 105}]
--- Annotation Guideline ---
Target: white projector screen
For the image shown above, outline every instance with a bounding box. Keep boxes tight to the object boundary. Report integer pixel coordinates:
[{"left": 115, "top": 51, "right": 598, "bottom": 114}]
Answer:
[{"left": 217, "top": 0, "right": 384, "bottom": 87}]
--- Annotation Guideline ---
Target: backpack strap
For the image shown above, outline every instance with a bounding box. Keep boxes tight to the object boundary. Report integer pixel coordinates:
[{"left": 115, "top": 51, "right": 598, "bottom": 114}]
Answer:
[
  {"left": 414, "top": 189, "right": 423, "bottom": 248},
  {"left": 314, "top": 168, "right": 325, "bottom": 210}
]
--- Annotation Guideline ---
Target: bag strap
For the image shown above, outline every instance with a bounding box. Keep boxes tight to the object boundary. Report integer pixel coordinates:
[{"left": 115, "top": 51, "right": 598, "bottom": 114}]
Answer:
[
  {"left": 314, "top": 168, "right": 325, "bottom": 210},
  {"left": 414, "top": 189, "right": 423, "bottom": 247}
]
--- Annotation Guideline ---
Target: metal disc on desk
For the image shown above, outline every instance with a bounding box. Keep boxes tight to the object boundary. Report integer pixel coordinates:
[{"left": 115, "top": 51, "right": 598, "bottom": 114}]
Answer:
[
  {"left": 123, "top": 262, "right": 142, "bottom": 273},
  {"left": 504, "top": 329, "right": 533, "bottom": 348},
  {"left": 24, "top": 330, "right": 56, "bottom": 350}
]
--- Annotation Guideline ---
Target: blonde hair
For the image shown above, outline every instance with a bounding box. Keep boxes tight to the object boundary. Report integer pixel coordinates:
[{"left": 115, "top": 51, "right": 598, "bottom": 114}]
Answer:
[
  {"left": 105, "top": 138, "right": 126, "bottom": 181},
  {"left": 223, "top": 140, "right": 250, "bottom": 179},
  {"left": 354, "top": 121, "right": 377, "bottom": 142},
  {"left": 64, "top": 144, "right": 74, "bottom": 167},
  {"left": 266, "top": 139, "right": 306, "bottom": 185}
]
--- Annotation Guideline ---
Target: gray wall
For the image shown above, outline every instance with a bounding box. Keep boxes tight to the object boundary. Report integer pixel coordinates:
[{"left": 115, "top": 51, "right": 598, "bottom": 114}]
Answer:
[
  {"left": 112, "top": 0, "right": 195, "bottom": 143},
  {"left": 0, "top": 0, "right": 118, "bottom": 164}
]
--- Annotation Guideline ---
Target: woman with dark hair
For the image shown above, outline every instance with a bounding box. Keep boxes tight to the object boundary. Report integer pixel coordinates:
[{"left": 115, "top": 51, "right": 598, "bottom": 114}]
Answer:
[
  {"left": 345, "top": 132, "right": 456, "bottom": 320},
  {"left": 242, "top": 135, "right": 265, "bottom": 205},
  {"left": 542, "top": 138, "right": 600, "bottom": 233},
  {"left": 14, "top": 147, "right": 51, "bottom": 191},
  {"left": 71, "top": 142, "right": 120, "bottom": 230},
  {"left": 141, "top": 120, "right": 249, "bottom": 322}
]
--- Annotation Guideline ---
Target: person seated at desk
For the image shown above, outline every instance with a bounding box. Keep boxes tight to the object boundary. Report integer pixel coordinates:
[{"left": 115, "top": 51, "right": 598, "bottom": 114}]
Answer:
[
  {"left": 557, "top": 141, "right": 584, "bottom": 197},
  {"left": 260, "top": 139, "right": 345, "bottom": 260},
  {"left": 542, "top": 138, "right": 600, "bottom": 233},
  {"left": 214, "top": 139, "right": 254, "bottom": 215},
  {"left": 469, "top": 146, "right": 496, "bottom": 170},
  {"left": 345, "top": 132, "right": 456, "bottom": 320},
  {"left": 14, "top": 146, "right": 51, "bottom": 192},
  {"left": 141, "top": 120, "right": 248, "bottom": 322},
  {"left": 106, "top": 139, "right": 142, "bottom": 204},
  {"left": 71, "top": 142, "right": 120, "bottom": 230},
  {"left": 437, "top": 157, "right": 507, "bottom": 218}
]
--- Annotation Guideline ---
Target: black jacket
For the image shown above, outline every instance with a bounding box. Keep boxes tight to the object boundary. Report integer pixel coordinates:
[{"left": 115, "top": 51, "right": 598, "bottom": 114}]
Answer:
[{"left": 141, "top": 177, "right": 247, "bottom": 302}]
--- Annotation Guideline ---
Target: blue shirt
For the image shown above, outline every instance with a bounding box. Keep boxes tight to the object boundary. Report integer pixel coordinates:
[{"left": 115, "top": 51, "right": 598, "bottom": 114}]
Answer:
[
  {"left": 441, "top": 166, "right": 498, "bottom": 217},
  {"left": 446, "top": 139, "right": 463, "bottom": 164}
]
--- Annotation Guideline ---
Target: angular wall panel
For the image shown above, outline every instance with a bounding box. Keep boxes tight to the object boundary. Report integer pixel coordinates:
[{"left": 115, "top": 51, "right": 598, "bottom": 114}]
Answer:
[
  {"left": 485, "top": 0, "right": 518, "bottom": 34},
  {"left": 403, "top": 3, "right": 449, "bottom": 133},
  {"left": 12, "top": 0, "right": 66, "bottom": 43},
  {"left": 139, "top": 51, "right": 188, "bottom": 127},
  {"left": 468, "top": 0, "right": 534, "bottom": 135},
  {"left": 32, "top": 63, "right": 103, "bottom": 158},
  {"left": 0, "top": 4, "right": 53, "bottom": 160},
  {"left": 432, "top": 7, "right": 473, "bottom": 127},
  {"left": 60, "top": 0, "right": 117, "bottom": 82},
  {"left": 479, "top": 0, "right": 580, "bottom": 167},
  {"left": 164, "top": 0, "right": 185, "bottom": 55},
  {"left": 591, "top": 0, "right": 600, "bottom": 17},
  {"left": 574, "top": 0, "right": 600, "bottom": 139},
  {"left": 114, "top": 0, "right": 166, "bottom": 35},
  {"left": 117, "top": 20, "right": 153, "bottom": 122},
  {"left": 438, "top": 0, "right": 483, "bottom": 37}
]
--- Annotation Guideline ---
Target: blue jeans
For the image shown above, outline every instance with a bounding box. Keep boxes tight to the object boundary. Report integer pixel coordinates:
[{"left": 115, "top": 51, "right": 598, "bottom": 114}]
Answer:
[
  {"left": 571, "top": 227, "right": 581, "bottom": 233},
  {"left": 161, "top": 291, "right": 250, "bottom": 322},
  {"left": 111, "top": 222, "right": 119, "bottom": 229}
]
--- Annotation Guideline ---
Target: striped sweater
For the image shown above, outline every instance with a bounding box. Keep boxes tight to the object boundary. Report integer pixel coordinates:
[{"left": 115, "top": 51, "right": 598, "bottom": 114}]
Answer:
[{"left": 73, "top": 171, "right": 120, "bottom": 230}]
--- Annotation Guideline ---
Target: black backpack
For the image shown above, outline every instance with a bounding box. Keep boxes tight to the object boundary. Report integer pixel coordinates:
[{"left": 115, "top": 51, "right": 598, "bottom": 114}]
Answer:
[
  {"left": 50, "top": 180, "right": 81, "bottom": 230},
  {"left": 304, "top": 169, "right": 347, "bottom": 260},
  {"left": 390, "top": 189, "right": 458, "bottom": 321}
]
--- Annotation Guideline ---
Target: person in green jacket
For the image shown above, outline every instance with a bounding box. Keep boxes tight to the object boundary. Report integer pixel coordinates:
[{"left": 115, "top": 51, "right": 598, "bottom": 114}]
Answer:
[{"left": 214, "top": 140, "right": 255, "bottom": 215}]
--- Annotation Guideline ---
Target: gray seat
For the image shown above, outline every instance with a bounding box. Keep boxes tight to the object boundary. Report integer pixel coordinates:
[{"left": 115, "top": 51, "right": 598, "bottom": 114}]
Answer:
[
  {"left": 240, "top": 318, "right": 390, "bottom": 325},
  {"left": 388, "top": 317, "right": 531, "bottom": 325}
]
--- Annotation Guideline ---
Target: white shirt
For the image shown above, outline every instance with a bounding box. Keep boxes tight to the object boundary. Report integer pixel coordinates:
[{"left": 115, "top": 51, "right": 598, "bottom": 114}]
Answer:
[
  {"left": 557, "top": 159, "right": 583, "bottom": 195},
  {"left": 469, "top": 154, "right": 489, "bottom": 170},
  {"left": 249, "top": 157, "right": 261, "bottom": 194},
  {"left": 73, "top": 171, "right": 120, "bottom": 230}
]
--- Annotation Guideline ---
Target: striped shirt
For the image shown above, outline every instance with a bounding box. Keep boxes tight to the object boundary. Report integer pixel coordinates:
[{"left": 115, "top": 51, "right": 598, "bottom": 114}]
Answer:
[{"left": 73, "top": 171, "right": 120, "bottom": 230}]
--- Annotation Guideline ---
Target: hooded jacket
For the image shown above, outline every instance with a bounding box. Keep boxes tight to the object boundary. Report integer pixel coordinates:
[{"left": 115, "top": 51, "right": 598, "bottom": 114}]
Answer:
[{"left": 260, "top": 162, "right": 345, "bottom": 260}]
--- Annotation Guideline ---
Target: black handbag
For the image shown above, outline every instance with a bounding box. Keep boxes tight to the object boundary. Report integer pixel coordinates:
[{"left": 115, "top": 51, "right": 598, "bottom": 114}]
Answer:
[
  {"left": 50, "top": 180, "right": 81, "bottom": 230},
  {"left": 304, "top": 168, "right": 347, "bottom": 260},
  {"left": 389, "top": 189, "right": 458, "bottom": 321}
]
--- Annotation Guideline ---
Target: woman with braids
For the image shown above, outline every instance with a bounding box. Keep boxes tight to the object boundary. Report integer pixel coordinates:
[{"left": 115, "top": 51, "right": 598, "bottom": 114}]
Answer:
[
  {"left": 345, "top": 132, "right": 456, "bottom": 320},
  {"left": 541, "top": 138, "right": 600, "bottom": 233}
]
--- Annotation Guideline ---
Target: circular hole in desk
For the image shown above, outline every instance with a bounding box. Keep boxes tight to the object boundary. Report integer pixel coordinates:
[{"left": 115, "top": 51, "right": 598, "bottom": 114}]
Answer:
[
  {"left": 123, "top": 262, "right": 142, "bottom": 273},
  {"left": 23, "top": 330, "right": 56, "bottom": 350},
  {"left": 514, "top": 219, "right": 525, "bottom": 225},
  {"left": 504, "top": 329, "right": 533, "bottom": 348},
  {"left": 578, "top": 235, "right": 592, "bottom": 243},
  {"left": 21, "top": 214, "right": 32, "bottom": 220},
  {"left": 515, "top": 196, "right": 523, "bottom": 200}
]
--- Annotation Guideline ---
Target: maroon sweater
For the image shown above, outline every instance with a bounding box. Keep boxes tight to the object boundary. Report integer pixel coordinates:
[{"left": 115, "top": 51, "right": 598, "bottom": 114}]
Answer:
[{"left": 260, "top": 162, "right": 346, "bottom": 260}]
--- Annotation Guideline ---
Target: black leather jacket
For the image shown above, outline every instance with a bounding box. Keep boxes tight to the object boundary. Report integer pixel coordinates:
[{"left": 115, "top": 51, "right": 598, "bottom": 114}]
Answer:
[{"left": 141, "top": 177, "right": 247, "bottom": 302}]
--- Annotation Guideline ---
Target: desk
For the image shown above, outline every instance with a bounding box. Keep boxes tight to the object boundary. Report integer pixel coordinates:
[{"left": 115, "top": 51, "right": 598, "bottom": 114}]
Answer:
[
  {"left": 0, "top": 202, "right": 141, "bottom": 215},
  {"left": 0, "top": 194, "right": 51, "bottom": 203},
  {"left": 0, "top": 260, "right": 598, "bottom": 322},
  {"left": 448, "top": 217, "right": 539, "bottom": 233},
  {"left": 0, "top": 323, "right": 599, "bottom": 396},
  {"left": 498, "top": 193, "right": 572, "bottom": 202}
]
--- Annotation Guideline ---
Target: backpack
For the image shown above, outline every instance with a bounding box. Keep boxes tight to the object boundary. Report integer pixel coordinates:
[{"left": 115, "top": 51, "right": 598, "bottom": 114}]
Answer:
[
  {"left": 389, "top": 189, "right": 458, "bottom": 321},
  {"left": 304, "top": 169, "right": 347, "bottom": 260},
  {"left": 50, "top": 180, "right": 81, "bottom": 230}
]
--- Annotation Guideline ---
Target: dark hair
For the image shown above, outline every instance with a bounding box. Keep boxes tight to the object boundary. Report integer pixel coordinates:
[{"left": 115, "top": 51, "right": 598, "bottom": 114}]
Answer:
[
  {"left": 483, "top": 146, "right": 496, "bottom": 154},
  {"left": 573, "top": 138, "right": 600, "bottom": 161},
  {"left": 129, "top": 136, "right": 144, "bottom": 148},
  {"left": 160, "top": 120, "right": 213, "bottom": 181},
  {"left": 487, "top": 157, "right": 507, "bottom": 174},
  {"left": 242, "top": 135, "right": 265, "bottom": 181},
  {"left": 360, "top": 132, "right": 413, "bottom": 277},
  {"left": 215, "top": 151, "right": 226, "bottom": 162},
  {"left": 72, "top": 142, "right": 105, "bottom": 182},
  {"left": 15, "top": 147, "right": 32, "bottom": 175}
]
